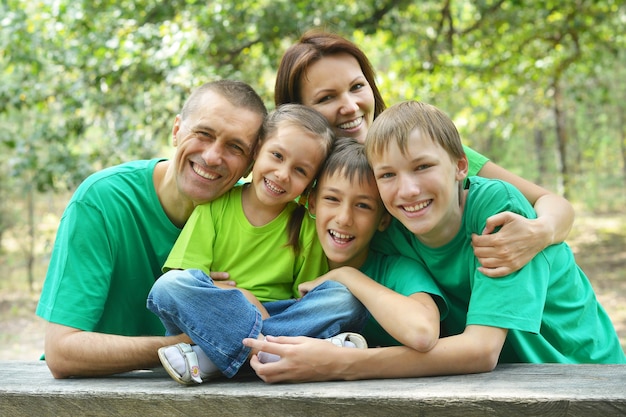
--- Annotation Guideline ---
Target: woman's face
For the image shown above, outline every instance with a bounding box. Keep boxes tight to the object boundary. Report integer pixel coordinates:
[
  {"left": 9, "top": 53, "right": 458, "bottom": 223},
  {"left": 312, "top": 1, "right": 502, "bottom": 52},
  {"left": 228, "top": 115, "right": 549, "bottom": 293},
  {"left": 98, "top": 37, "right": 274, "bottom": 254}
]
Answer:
[{"left": 300, "top": 53, "right": 375, "bottom": 144}]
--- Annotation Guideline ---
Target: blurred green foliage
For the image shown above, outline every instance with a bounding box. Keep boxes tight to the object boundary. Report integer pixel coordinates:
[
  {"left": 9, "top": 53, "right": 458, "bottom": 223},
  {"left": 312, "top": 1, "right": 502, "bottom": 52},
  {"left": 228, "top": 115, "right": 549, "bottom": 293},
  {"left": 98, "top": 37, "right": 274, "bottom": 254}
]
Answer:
[{"left": 1, "top": 0, "right": 625, "bottom": 220}]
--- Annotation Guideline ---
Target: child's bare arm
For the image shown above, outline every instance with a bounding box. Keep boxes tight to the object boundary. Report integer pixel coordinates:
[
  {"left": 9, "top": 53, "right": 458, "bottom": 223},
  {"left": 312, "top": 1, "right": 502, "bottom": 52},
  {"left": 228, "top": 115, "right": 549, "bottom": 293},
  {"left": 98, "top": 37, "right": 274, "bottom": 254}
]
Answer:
[{"left": 300, "top": 266, "right": 440, "bottom": 352}]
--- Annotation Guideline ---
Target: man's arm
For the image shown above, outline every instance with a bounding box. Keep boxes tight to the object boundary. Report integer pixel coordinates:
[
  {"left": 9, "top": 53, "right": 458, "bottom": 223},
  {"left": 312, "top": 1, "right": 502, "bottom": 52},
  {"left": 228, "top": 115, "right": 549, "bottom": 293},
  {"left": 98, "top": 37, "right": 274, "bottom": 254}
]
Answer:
[{"left": 44, "top": 322, "right": 192, "bottom": 378}]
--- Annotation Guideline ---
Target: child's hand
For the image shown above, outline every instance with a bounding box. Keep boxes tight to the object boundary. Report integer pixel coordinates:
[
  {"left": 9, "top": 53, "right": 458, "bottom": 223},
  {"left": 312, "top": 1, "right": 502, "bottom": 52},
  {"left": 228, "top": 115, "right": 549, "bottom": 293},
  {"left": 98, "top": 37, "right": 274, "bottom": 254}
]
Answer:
[
  {"left": 209, "top": 271, "right": 235, "bottom": 286},
  {"left": 243, "top": 335, "right": 343, "bottom": 383},
  {"left": 298, "top": 276, "right": 330, "bottom": 297}
]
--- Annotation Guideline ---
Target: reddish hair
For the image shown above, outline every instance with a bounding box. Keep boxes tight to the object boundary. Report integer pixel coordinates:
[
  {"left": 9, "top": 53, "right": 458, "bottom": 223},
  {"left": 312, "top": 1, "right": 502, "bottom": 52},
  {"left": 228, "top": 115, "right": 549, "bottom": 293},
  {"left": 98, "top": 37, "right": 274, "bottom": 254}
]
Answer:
[{"left": 275, "top": 29, "right": 386, "bottom": 119}]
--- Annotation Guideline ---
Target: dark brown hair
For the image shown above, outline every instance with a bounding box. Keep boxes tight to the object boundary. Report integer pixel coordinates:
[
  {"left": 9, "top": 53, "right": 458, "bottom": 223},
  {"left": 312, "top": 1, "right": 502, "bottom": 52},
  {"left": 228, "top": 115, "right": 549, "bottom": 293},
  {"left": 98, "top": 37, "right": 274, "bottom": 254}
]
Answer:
[{"left": 317, "top": 136, "right": 375, "bottom": 188}]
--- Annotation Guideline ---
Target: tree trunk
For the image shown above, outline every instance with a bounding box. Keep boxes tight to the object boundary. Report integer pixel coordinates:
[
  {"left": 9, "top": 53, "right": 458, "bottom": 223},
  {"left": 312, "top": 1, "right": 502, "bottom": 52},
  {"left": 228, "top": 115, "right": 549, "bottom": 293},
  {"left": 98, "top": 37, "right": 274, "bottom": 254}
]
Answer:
[
  {"left": 617, "top": 103, "right": 626, "bottom": 189},
  {"left": 533, "top": 128, "right": 547, "bottom": 186},
  {"left": 553, "top": 80, "right": 569, "bottom": 198},
  {"left": 27, "top": 185, "right": 35, "bottom": 293}
]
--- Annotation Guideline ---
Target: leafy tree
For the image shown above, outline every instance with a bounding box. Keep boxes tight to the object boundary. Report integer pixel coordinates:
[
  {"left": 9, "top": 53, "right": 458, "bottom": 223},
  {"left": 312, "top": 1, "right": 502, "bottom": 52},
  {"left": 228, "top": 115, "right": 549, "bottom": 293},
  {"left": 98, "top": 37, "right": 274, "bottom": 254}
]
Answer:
[{"left": 1, "top": 0, "right": 625, "bottom": 287}]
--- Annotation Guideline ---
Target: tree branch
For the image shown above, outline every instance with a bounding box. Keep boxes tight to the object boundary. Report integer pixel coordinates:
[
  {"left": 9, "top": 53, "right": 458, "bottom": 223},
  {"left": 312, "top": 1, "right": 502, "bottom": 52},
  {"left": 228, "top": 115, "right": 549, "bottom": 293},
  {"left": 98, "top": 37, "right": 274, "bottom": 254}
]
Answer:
[{"left": 355, "top": 0, "right": 413, "bottom": 33}]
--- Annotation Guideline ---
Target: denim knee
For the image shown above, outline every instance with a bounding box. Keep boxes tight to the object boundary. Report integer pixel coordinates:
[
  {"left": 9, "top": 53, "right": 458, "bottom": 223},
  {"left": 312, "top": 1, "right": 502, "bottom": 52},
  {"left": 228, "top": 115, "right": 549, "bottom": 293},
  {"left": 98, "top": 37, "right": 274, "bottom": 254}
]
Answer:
[
  {"left": 317, "top": 280, "right": 367, "bottom": 327},
  {"left": 317, "top": 280, "right": 357, "bottom": 301},
  {"left": 147, "top": 269, "right": 206, "bottom": 311},
  {"left": 147, "top": 270, "right": 179, "bottom": 305},
  {"left": 316, "top": 281, "right": 365, "bottom": 310}
]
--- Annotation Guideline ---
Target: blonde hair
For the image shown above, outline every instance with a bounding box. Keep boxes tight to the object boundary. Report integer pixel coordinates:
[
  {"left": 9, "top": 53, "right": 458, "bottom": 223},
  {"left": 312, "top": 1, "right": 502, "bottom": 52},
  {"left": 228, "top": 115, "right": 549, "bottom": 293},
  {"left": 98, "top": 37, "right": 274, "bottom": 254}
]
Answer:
[{"left": 365, "top": 101, "right": 465, "bottom": 163}]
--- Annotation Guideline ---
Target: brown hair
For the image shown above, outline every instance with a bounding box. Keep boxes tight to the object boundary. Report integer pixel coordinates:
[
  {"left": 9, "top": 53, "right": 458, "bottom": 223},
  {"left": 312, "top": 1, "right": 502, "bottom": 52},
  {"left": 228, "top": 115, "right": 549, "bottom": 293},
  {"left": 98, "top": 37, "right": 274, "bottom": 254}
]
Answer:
[
  {"left": 262, "top": 104, "right": 336, "bottom": 256},
  {"left": 182, "top": 79, "right": 268, "bottom": 141},
  {"left": 317, "top": 136, "right": 375, "bottom": 188},
  {"left": 275, "top": 29, "right": 386, "bottom": 119}
]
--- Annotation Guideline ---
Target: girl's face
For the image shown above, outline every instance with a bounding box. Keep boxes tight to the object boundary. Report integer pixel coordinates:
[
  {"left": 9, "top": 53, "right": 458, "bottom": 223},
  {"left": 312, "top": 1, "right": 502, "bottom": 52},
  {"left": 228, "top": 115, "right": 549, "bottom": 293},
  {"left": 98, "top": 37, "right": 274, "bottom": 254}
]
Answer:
[
  {"left": 251, "top": 123, "right": 326, "bottom": 208},
  {"left": 300, "top": 53, "right": 375, "bottom": 144},
  {"left": 310, "top": 171, "right": 389, "bottom": 269},
  {"left": 370, "top": 130, "right": 468, "bottom": 247}
]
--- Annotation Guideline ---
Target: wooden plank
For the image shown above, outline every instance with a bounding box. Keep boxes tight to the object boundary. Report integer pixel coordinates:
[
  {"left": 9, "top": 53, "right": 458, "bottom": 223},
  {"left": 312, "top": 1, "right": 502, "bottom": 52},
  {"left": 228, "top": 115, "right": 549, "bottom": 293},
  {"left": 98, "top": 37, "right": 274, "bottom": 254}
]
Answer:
[{"left": 0, "top": 362, "right": 624, "bottom": 416}]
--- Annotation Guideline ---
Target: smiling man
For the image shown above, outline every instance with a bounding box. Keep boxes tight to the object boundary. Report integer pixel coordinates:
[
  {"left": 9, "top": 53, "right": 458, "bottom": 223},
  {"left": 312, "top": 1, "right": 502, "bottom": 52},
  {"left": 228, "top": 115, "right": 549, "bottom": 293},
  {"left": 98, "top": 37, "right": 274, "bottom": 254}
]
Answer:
[{"left": 36, "top": 80, "right": 267, "bottom": 378}]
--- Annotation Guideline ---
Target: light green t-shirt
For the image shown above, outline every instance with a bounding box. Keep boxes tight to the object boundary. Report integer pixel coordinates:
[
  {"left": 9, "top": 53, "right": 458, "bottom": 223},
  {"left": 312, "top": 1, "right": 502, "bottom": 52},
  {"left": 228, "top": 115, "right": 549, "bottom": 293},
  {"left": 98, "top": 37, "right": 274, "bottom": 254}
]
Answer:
[
  {"left": 37, "top": 159, "right": 174, "bottom": 336},
  {"left": 377, "top": 176, "right": 626, "bottom": 364},
  {"left": 164, "top": 185, "right": 328, "bottom": 302},
  {"left": 360, "top": 250, "right": 449, "bottom": 347}
]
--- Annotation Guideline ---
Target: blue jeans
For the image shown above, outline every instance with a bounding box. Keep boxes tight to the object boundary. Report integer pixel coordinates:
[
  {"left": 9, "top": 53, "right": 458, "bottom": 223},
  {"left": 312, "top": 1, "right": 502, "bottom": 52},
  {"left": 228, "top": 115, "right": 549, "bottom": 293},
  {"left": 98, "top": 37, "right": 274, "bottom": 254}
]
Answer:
[{"left": 147, "top": 269, "right": 368, "bottom": 378}]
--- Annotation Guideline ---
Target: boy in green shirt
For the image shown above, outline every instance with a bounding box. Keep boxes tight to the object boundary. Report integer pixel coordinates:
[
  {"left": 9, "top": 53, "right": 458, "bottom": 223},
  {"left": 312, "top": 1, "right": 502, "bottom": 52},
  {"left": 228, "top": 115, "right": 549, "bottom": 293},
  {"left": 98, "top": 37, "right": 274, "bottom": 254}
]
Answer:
[{"left": 365, "top": 100, "right": 626, "bottom": 367}]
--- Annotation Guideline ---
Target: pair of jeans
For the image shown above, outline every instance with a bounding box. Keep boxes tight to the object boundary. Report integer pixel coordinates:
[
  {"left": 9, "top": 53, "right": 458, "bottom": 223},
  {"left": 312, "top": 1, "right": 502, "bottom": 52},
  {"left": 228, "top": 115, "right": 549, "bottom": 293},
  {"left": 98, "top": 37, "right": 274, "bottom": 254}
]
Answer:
[{"left": 147, "top": 269, "right": 368, "bottom": 378}]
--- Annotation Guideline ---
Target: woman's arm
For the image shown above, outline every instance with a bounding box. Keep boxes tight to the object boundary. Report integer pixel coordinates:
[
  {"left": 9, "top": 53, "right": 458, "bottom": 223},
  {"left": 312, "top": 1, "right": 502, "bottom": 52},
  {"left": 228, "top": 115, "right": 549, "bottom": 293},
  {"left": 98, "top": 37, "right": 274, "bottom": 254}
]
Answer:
[
  {"left": 243, "top": 325, "right": 507, "bottom": 383},
  {"left": 299, "top": 267, "right": 440, "bottom": 352},
  {"left": 472, "top": 161, "right": 575, "bottom": 277}
]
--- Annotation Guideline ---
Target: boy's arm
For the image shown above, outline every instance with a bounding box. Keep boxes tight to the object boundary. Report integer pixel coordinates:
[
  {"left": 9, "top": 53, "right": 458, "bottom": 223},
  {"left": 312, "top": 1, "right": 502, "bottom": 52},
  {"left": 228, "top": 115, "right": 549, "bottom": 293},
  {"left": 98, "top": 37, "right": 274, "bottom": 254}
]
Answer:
[
  {"left": 300, "top": 267, "right": 440, "bottom": 352},
  {"left": 472, "top": 161, "right": 574, "bottom": 277},
  {"left": 44, "top": 322, "right": 192, "bottom": 379},
  {"left": 244, "top": 325, "right": 507, "bottom": 382},
  {"left": 351, "top": 325, "right": 508, "bottom": 379}
]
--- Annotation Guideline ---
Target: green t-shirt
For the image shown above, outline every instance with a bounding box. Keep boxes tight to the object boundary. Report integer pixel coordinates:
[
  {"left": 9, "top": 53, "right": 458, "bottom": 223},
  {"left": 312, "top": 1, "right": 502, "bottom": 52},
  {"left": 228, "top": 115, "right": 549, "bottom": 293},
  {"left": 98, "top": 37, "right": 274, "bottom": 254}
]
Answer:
[
  {"left": 37, "top": 159, "right": 175, "bottom": 336},
  {"left": 463, "top": 145, "right": 489, "bottom": 177},
  {"left": 359, "top": 250, "right": 449, "bottom": 347},
  {"left": 376, "top": 176, "right": 626, "bottom": 364},
  {"left": 164, "top": 185, "right": 328, "bottom": 302}
]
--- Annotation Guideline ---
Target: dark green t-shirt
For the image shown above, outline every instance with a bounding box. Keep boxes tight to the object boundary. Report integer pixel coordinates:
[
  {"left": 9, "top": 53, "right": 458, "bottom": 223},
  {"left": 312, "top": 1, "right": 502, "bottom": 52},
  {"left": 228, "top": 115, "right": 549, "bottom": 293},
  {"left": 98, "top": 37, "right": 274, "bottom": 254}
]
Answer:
[
  {"left": 37, "top": 159, "right": 177, "bottom": 337},
  {"left": 374, "top": 177, "right": 626, "bottom": 364},
  {"left": 360, "top": 250, "right": 448, "bottom": 347}
]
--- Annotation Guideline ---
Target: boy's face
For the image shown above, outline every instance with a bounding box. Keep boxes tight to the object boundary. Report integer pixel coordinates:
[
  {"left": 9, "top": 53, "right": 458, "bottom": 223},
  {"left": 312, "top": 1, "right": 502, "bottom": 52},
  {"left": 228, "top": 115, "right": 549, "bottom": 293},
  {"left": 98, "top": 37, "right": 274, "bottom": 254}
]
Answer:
[
  {"left": 310, "top": 170, "right": 390, "bottom": 269},
  {"left": 370, "top": 129, "right": 468, "bottom": 247}
]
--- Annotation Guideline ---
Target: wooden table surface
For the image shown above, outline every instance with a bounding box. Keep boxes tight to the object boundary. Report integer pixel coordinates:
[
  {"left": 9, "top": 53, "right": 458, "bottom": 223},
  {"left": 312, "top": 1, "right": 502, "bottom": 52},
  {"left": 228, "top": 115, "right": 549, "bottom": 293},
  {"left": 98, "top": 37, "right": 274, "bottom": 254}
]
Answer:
[{"left": 1, "top": 361, "right": 625, "bottom": 416}]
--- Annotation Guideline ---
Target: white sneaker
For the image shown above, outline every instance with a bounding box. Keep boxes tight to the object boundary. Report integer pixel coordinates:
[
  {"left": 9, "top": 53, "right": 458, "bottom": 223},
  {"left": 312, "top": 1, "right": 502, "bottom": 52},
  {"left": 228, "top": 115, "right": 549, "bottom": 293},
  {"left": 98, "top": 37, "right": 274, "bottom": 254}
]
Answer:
[
  {"left": 326, "top": 332, "right": 368, "bottom": 349},
  {"left": 257, "top": 332, "right": 368, "bottom": 363},
  {"left": 158, "top": 343, "right": 221, "bottom": 385}
]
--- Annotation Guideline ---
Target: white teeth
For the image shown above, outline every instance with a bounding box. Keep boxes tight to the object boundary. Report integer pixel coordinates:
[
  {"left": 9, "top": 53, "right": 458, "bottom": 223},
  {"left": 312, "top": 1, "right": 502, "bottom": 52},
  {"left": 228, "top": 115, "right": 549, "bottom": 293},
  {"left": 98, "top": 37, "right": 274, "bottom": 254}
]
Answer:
[
  {"left": 329, "top": 230, "right": 354, "bottom": 241},
  {"left": 404, "top": 200, "right": 430, "bottom": 212},
  {"left": 338, "top": 117, "right": 362, "bottom": 130},
  {"left": 192, "top": 164, "right": 219, "bottom": 180},
  {"left": 264, "top": 178, "right": 285, "bottom": 194}
]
